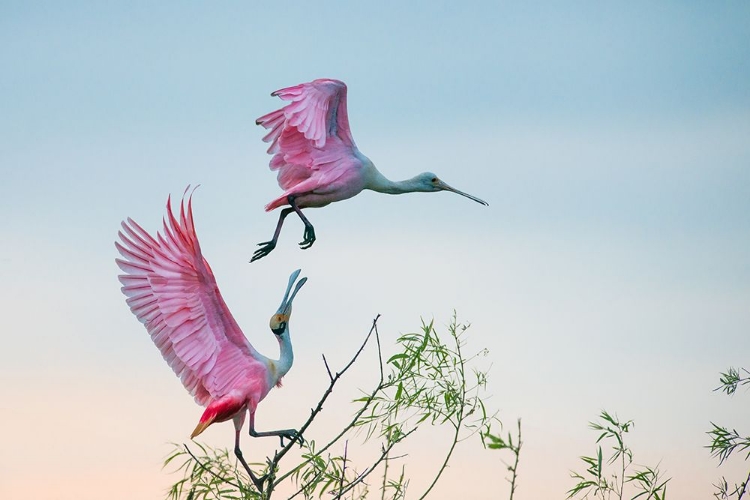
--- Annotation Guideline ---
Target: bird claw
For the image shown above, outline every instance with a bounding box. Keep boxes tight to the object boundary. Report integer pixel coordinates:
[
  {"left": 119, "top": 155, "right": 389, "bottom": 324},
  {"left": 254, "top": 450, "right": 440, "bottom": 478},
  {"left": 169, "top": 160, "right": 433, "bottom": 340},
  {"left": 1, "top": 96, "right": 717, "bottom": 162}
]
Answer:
[
  {"left": 250, "top": 473, "right": 267, "bottom": 491},
  {"left": 279, "top": 429, "right": 305, "bottom": 448},
  {"left": 298, "top": 226, "right": 316, "bottom": 250},
  {"left": 251, "top": 241, "right": 276, "bottom": 262}
]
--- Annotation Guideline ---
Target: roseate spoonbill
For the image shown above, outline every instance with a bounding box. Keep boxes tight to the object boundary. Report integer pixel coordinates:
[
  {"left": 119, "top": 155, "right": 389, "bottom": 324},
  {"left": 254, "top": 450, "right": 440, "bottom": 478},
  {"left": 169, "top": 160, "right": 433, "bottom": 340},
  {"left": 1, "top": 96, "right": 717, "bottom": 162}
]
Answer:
[
  {"left": 115, "top": 192, "right": 306, "bottom": 489},
  {"left": 251, "top": 78, "right": 489, "bottom": 262}
]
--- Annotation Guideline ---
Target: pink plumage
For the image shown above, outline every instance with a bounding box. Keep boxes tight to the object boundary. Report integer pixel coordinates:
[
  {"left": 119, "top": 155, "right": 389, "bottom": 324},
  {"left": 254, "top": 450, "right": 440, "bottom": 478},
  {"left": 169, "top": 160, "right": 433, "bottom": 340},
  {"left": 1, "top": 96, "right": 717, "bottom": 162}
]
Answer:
[
  {"left": 256, "top": 78, "right": 364, "bottom": 212},
  {"left": 116, "top": 193, "right": 268, "bottom": 407},
  {"left": 116, "top": 191, "right": 306, "bottom": 481},
  {"left": 251, "top": 78, "right": 488, "bottom": 262}
]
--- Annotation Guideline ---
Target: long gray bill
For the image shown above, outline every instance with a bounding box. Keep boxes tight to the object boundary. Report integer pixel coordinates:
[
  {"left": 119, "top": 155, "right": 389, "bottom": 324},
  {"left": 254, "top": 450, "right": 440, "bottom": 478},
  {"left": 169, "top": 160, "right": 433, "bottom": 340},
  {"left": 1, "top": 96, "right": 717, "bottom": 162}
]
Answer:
[
  {"left": 277, "top": 269, "right": 307, "bottom": 313},
  {"left": 439, "top": 181, "right": 489, "bottom": 206}
]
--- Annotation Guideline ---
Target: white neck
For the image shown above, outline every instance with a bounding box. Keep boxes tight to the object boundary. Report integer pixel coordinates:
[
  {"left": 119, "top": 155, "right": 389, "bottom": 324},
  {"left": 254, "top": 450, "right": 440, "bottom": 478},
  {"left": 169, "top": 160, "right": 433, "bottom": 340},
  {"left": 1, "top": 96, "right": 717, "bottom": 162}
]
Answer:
[
  {"left": 274, "top": 331, "right": 294, "bottom": 381},
  {"left": 366, "top": 168, "right": 425, "bottom": 195}
]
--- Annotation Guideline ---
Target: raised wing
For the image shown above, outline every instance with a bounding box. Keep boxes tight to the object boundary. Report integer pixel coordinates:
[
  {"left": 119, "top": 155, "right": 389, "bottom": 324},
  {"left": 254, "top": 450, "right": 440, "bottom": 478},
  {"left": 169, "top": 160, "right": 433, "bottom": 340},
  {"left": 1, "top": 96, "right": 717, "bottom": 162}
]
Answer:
[
  {"left": 115, "top": 192, "right": 266, "bottom": 405},
  {"left": 256, "top": 79, "right": 360, "bottom": 194},
  {"left": 257, "top": 78, "right": 355, "bottom": 152}
]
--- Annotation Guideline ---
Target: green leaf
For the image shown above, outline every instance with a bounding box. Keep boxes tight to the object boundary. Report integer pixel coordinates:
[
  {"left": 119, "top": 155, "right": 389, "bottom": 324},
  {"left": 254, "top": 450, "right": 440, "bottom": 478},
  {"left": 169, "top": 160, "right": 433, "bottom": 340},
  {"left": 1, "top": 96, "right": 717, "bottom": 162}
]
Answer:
[{"left": 395, "top": 381, "right": 403, "bottom": 400}]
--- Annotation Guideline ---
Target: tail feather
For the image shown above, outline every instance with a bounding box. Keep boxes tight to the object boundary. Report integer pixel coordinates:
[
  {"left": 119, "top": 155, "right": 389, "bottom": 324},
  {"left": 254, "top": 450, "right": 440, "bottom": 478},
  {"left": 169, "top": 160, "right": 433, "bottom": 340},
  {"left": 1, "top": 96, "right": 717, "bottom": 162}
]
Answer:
[
  {"left": 190, "top": 415, "right": 215, "bottom": 438},
  {"left": 190, "top": 395, "right": 245, "bottom": 438}
]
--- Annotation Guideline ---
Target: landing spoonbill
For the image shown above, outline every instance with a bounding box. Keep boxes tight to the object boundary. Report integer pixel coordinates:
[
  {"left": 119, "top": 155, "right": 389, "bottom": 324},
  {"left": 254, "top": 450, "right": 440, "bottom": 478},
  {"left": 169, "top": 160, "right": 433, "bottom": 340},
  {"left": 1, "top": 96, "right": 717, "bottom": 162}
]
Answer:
[
  {"left": 116, "top": 192, "right": 306, "bottom": 489},
  {"left": 252, "top": 78, "right": 488, "bottom": 262}
]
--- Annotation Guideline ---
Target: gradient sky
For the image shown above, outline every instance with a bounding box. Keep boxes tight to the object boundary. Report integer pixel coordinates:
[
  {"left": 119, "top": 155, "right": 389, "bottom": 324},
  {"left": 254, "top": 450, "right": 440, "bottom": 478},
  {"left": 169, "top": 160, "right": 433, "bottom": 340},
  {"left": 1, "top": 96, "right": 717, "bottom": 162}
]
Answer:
[{"left": 1, "top": 2, "right": 749, "bottom": 499}]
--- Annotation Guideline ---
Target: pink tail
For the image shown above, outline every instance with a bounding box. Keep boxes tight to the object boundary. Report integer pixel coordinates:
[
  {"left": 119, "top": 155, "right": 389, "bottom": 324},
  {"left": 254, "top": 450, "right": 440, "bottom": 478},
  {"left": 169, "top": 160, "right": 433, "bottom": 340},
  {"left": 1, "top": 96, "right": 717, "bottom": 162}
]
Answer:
[{"left": 190, "top": 395, "right": 244, "bottom": 438}]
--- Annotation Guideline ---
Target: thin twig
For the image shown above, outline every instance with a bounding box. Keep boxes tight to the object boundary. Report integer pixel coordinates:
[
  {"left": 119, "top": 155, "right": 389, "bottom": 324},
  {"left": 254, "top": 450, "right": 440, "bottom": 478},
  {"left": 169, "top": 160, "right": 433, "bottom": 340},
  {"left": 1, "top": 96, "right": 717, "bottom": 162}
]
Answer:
[
  {"left": 334, "top": 440, "right": 349, "bottom": 500},
  {"left": 335, "top": 429, "right": 417, "bottom": 498},
  {"left": 271, "top": 315, "right": 382, "bottom": 488},
  {"left": 183, "top": 444, "right": 242, "bottom": 490},
  {"left": 286, "top": 467, "right": 327, "bottom": 500},
  {"left": 305, "top": 322, "right": 386, "bottom": 454},
  {"left": 509, "top": 419, "right": 522, "bottom": 500},
  {"left": 738, "top": 470, "right": 750, "bottom": 500},
  {"left": 323, "top": 354, "right": 334, "bottom": 381},
  {"left": 380, "top": 443, "right": 390, "bottom": 500},
  {"left": 310, "top": 321, "right": 386, "bottom": 453},
  {"left": 416, "top": 320, "right": 465, "bottom": 500}
]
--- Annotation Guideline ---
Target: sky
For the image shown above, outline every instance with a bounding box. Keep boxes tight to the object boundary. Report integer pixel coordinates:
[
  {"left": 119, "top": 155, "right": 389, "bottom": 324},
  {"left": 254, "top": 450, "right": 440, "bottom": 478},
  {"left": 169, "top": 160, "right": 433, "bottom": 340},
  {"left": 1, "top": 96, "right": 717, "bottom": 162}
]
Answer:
[{"left": 1, "top": 1, "right": 749, "bottom": 499}]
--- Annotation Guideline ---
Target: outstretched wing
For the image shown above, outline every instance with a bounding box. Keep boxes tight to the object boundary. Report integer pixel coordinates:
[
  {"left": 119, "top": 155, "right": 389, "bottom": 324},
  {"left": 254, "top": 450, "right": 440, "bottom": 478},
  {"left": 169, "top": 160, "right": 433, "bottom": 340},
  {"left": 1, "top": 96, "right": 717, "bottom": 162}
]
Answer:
[
  {"left": 115, "top": 192, "right": 267, "bottom": 406},
  {"left": 256, "top": 79, "right": 361, "bottom": 196}
]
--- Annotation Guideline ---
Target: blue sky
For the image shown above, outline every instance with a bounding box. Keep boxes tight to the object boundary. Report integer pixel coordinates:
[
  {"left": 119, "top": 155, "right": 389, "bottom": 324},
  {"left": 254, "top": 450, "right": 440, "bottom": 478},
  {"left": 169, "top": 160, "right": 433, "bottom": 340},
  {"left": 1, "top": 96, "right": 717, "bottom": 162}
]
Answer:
[{"left": 1, "top": 2, "right": 749, "bottom": 499}]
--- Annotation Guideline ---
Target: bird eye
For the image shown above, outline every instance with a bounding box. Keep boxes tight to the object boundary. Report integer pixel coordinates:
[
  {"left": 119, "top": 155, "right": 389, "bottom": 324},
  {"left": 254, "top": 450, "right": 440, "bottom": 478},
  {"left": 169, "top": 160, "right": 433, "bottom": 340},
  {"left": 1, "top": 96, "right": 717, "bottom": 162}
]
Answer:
[
  {"left": 272, "top": 321, "right": 287, "bottom": 335},
  {"left": 431, "top": 177, "right": 438, "bottom": 183}
]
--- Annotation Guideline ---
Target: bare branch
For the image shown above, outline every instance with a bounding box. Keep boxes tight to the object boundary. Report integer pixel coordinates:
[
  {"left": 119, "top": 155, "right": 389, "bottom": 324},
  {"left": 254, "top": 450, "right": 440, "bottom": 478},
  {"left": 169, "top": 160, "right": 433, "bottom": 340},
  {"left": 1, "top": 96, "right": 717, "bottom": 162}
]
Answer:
[
  {"left": 333, "top": 440, "right": 349, "bottom": 500},
  {"left": 738, "top": 470, "right": 750, "bottom": 500},
  {"left": 323, "top": 354, "right": 334, "bottom": 382},
  {"left": 509, "top": 419, "right": 522, "bottom": 500},
  {"left": 270, "top": 315, "right": 382, "bottom": 488}
]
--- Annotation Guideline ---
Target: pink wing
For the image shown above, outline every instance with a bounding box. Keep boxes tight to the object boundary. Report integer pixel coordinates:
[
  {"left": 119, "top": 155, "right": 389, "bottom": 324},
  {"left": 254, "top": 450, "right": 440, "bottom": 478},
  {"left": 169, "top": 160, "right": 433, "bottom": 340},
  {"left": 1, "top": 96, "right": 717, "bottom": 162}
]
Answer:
[
  {"left": 256, "top": 79, "right": 362, "bottom": 207},
  {"left": 257, "top": 78, "right": 355, "bottom": 153},
  {"left": 115, "top": 192, "right": 267, "bottom": 406}
]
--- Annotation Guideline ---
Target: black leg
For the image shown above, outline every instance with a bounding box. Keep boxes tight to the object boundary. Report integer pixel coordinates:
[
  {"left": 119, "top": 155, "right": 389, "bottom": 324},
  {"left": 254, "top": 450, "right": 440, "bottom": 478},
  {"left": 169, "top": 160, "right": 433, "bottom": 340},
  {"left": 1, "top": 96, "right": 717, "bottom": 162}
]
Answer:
[
  {"left": 248, "top": 412, "right": 304, "bottom": 448},
  {"left": 234, "top": 429, "right": 266, "bottom": 491},
  {"left": 286, "top": 196, "right": 316, "bottom": 250},
  {"left": 249, "top": 427, "right": 304, "bottom": 448},
  {"left": 251, "top": 207, "right": 294, "bottom": 262}
]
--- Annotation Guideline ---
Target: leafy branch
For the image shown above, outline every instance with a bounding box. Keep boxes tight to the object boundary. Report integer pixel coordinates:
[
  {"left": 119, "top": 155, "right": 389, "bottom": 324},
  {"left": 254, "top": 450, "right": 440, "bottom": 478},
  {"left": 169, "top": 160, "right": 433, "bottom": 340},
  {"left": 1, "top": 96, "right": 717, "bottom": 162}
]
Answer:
[
  {"left": 716, "top": 368, "right": 750, "bottom": 397},
  {"left": 708, "top": 366, "right": 750, "bottom": 500},
  {"left": 708, "top": 424, "right": 750, "bottom": 465},
  {"left": 163, "top": 313, "right": 494, "bottom": 500},
  {"left": 356, "top": 314, "right": 493, "bottom": 499},
  {"left": 568, "top": 410, "right": 670, "bottom": 500},
  {"left": 483, "top": 419, "right": 522, "bottom": 500}
]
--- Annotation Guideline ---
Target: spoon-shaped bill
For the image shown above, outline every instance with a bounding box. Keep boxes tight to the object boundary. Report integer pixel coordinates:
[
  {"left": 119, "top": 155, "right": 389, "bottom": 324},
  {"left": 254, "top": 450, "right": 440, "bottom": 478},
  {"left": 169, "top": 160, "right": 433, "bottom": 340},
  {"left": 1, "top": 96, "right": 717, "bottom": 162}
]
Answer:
[
  {"left": 277, "top": 269, "right": 307, "bottom": 314},
  {"left": 436, "top": 180, "right": 489, "bottom": 206}
]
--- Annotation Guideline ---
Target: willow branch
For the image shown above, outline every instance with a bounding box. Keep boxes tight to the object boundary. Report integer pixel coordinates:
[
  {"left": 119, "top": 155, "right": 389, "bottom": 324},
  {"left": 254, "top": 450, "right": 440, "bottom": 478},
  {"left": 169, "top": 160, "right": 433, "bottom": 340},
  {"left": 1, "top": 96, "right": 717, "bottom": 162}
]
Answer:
[
  {"left": 183, "top": 444, "right": 242, "bottom": 490},
  {"left": 509, "top": 419, "right": 522, "bottom": 500},
  {"left": 738, "top": 470, "right": 750, "bottom": 500},
  {"left": 333, "top": 440, "right": 349, "bottom": 500},
  {"left": 335, "top": 429, "right": 417, "bottom": 498},
  {"left": 286, "top": 467, "right": 326, "bottom": 500},
  {"left": 271, "top": 315, "right": 382, "bottom": 487},
  {"left": 417, "top": 320, "right": 465, "bottom": 500}
]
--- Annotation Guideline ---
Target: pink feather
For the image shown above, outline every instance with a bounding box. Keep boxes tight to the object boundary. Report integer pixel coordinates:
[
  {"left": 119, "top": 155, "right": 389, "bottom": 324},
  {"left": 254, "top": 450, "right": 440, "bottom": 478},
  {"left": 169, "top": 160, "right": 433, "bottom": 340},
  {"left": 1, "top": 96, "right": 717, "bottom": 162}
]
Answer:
[
  {"left": 256, "top": 78, "right": 366, "bottom": 211},
  {"left": 116, "top": 193, "right": 273, "bottom": 412}
]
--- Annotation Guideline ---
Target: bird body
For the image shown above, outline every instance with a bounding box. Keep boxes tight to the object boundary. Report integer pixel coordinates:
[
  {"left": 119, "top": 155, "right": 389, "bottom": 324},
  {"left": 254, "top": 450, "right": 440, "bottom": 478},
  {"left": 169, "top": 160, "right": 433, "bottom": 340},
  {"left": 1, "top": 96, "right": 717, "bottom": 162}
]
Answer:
[
  {"left": 252, "top": 78, "right": 488, "bottom": 262},
  {"left": 264, "top": 148, "right": 373, "bottom": 211},
  {"left": 116, "top": 192, "right": 306, "bottom": 487}
]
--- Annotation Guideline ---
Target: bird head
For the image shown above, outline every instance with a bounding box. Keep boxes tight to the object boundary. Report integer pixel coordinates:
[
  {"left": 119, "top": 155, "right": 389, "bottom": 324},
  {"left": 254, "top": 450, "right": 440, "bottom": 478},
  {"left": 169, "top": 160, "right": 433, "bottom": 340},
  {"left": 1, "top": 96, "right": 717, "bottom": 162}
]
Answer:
[
  {"left": 270, "top": 269, "right": 307, "bottom": 336},
  {"left": 415, "top": 172, "right": 489, "bottom": 206}
]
